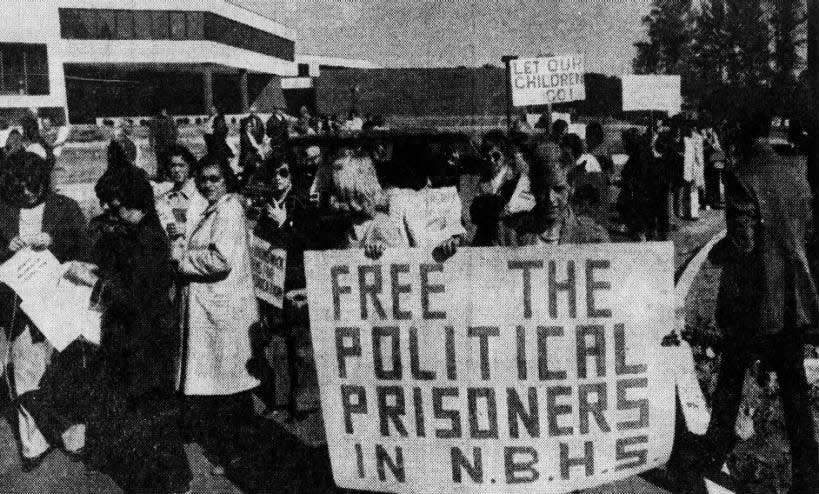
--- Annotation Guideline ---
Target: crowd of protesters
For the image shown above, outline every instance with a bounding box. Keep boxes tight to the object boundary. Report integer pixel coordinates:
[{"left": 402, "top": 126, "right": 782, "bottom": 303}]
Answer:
[{"left": 0, "top": 102, "right": 815, "bottom": 492}]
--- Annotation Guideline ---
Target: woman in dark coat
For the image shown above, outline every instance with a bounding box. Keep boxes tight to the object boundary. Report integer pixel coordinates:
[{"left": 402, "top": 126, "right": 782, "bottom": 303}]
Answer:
[
  {"left": 24, "top": 165, "right": 192, "bottom": 493},
  {"left": 249, "top": 151, "right": 311, "bottom": 417}
]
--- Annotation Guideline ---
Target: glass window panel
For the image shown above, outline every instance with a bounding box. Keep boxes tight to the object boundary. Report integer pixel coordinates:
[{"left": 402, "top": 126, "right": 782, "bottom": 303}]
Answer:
[
  {"left": 133, "top": 11, "right": 152, "bottom": 39},
  {"left": 170, "top": 12, "right": 186, "bottom": 40},
  {"left": 79, "top": 9, "right": 100, "bottom": 39},
  {"left": 115, "top": 11, "right": 134, "bottom": 39},
  {"left": 59, "top": 9, "right": 87, "bottom": 39},
  {"left": 27, "top": 45, "right": 49, "bottom": 95},
  {"left": 186, "top": 12, "right": 204, "bottom": 38},
  {"left": 151, "top": 11, "right": 169, "bottom": 39},
  {"left": 98, "top": 10, "right": 116, "bottom": 39}
]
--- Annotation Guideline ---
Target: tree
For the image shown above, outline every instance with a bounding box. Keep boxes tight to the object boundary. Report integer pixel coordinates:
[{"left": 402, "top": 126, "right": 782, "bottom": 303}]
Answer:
[
  {"left": 633, "top": 0, "right": 694, "bottom": 74},
  {"left": 767, "top": 0, "right": 806, "bottom": 87}
]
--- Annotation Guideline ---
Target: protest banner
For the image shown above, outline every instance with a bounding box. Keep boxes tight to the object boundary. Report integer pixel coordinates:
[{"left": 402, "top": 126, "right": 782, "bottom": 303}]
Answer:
[
  {"left": 249, "top": 234, "right": 287, "bottom": 309},
  {"left": 621, "top": 75, "right": 682, "bottom": 114},
  {"left": 305, "top": 243, "right": 676, "bottom": 493},
  {"left": 510, "top": 55, "right": 586, "bottom": 106}
]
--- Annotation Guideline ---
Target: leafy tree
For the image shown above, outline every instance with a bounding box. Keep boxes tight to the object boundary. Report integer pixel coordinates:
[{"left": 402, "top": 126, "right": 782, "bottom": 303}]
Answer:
[{"left": 633, "top": 0, "right": 694, "bottom": 74}]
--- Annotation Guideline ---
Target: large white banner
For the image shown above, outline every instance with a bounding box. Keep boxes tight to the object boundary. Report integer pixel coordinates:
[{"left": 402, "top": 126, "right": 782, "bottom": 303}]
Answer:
[
  {"left": 306, "top": 244, "right": 676, "bottom": 493},
  {"left": 510, "top": 55, "right": 586, "bottom": 106},
  {"left": 622, "top": 75, "right": 682, "bottom": 114}
]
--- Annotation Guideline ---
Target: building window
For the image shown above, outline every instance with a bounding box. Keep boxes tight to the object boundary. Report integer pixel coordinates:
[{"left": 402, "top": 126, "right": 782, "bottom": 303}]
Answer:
[
  {"left": 170, "top": 12, "right": 187, "bottom": 40},
  {"left": 151, "top": 11, "right": 169, "bottom": 39},
  {"left": 58, "top": 8, "right": 295, "bottom": 61},
  {"left": 133, "top": 11, "right": 152, "bottom": 40},
  {"left": 116, "top": 11, "right": 134, "bottom": 39},
  {"left": 298, "top": 64, "right": 310, "bottom": 77},
  {"left": 186, "top": 12, "right": 204, "bottom": 38},
  {"left": 98, "top": 10, "right": 116, "bottom": 39},
  {"left": 0, "top": 43, "right": 49, "bottom": 96}
]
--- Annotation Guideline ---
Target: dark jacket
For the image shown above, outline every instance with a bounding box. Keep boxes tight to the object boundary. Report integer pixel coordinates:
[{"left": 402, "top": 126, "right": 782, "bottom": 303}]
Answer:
[
  {"left": 150, "top": 114, "right": 177, "bottom": 152},
  {"left": 252, "top": 192, "right": 310, "bottom": 292},
  {"left": 240, "top": 114, "right": 265, "bottom": 155},
  {"left": 265, "top": 113, "right": 289, "bottom": 148},
  {"left": 94, "top": 212, "right": 178, "bottom": 397},
  {"left": 710, "top": 141, "right": 819, "bottom": 339},
  {"left": 0, "top": 193, "right": 88, "bottom": 263},
  {"left": 474, "top": 207, "right": 609, "bottom": 247}
]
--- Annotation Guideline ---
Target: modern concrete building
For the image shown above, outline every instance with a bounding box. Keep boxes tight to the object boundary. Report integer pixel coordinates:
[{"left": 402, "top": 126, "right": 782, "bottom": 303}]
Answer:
[{"left": 0, "top": 0, "right": 299, "bottom": 123}]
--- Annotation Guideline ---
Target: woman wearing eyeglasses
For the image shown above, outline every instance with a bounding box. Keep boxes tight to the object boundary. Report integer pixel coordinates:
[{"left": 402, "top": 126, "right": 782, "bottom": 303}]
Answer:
[
  {"left": 175, "top": 154, "right": 260, "bottom": 476},
  {"left": 248, "top": 151, "right": 311, "bottom": 418}
]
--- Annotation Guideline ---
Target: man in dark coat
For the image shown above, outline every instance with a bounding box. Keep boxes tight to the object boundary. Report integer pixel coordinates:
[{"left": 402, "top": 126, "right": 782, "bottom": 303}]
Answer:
[
  {"left": 704, "top": 111, "right": 819, "bottom": 492},
  {"left": 149, "top": 108, "right": 178, "bottom": 181},
  {"left": 239, "top": 105, "right": 265, "bottom": 186},
  {"left": 265, "top": 106, "right": 290, "bottom": 155}
]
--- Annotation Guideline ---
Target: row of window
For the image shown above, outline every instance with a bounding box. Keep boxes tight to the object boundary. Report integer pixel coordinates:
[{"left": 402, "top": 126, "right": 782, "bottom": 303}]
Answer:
[
  {"left": 58, "top": 8, "right": 294, "bottom": 61},
  {"left": 0, "top": 43, "right": 49, "bottom": 96}
]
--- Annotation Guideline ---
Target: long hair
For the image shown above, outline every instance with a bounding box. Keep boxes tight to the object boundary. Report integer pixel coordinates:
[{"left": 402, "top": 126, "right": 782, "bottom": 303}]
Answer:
[{"left": 330, "top": 152, "right": 387, "bottom": 218}]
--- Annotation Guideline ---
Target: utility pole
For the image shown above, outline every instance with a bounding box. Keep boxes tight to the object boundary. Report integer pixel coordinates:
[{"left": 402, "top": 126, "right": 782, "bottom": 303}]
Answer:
[
  {"left": 501, "top": 55, "right": 518, "bottom": 131},
  {"left": 808, "top": 0, "right": 819, "bottom": 238}
]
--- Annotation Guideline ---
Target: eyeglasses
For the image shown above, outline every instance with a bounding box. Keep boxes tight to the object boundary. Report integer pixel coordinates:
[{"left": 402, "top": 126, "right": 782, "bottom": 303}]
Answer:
[
  {"left": 197, "top": 174, "right": 223, "bottom": 184},
  {"left": 275, "top": 167, "right": 290, "bottom": 178}
]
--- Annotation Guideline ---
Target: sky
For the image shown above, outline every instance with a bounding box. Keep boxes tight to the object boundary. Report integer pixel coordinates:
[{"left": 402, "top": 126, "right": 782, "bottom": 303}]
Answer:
[{"left": 235, "top": 0, "right": 653, "bottom": 75}]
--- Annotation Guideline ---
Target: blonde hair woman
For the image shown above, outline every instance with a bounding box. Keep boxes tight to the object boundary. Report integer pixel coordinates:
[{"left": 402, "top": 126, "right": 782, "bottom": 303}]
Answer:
[{"left": 328, "top": 151, "right": 407, "bottom": 257}]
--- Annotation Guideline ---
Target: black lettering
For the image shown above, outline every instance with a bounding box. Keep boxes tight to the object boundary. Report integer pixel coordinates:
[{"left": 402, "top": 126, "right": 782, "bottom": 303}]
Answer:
[
  {"left": 516, "top": 325, "right": 527, "bottom": 380},
  {"left": 359, "top": 265, "right": 387, "bottom": 319},
  {"left": 377, "top": 386, "right": 408, "bottom": 437},
  {"left": 341, "top": 385, "right": 367, "bottom": 434},
  {"left": 586, "top": 260, "right": 612, "bottom": 318},
  {"left": 578, "top": 383, "right": 611, "bottom": 434},
  {"left": 615, "top": 435, "right": 649, "bottom": 471},
  {"left": 355, "top": 443, "right": 365, "bottom": 478},
  {"left": 547, "top": 386, "right": 573, "bottom": 436},
  {"left": 617, "top": 378, "right": 649, "bottom": 430},
  {"left": 615, "top": 323, "right": 647, "bottom": 375},
  {"left": 468, "top": 388, "right": 498, "bottom": 439},
  {"left": 549, "top": 260, "right": 576, "bottom": 318},
  {"left": 410, "top": 327, "right": 436, "bottom": 380},
  {"left": 445, "top": 325, "right": 457, "bottom": 380},
  {"left": 335, "top": 327, "right": 361, "bottom": 379},
  {"left": 420, "top": 264, "right": 446, "bottom": 319},
  {"left": 373, "top": 326, "right": 402, "bottom": 380},
  {"left": 504, "top": 447, "right": 539, "bottom": 483},
  {"left": 576, "top": 325, "right": 606, "bottom": 379},
  {"left": 376, "top": 444, "right": 405, "bottom": 482},
  {"left": 467, "top": 326, "right": 500, "bottom": 380},
  {"left": 433, "top": 387, "right": 461, "bottom": 438},
  {"left": 390, "top": 264, "right": 412, "bottom": 320},
  {"left": 509, "top": 260, "right": 542, "bottom": 319},
  {"left": 560, "top": 441, "right": 594, "bottom": 479},
  {"left": 331, "top": 265, "right": 351, "bottom": 320},
  {"left": 538, "top": 326, "right": 567, "bottom": 380},
  {"left": 507, "top": 388, "right": 539, "bottom": 438},
  {"left": 451, "top": 447, "right": 483, "bottom": 483},
  {"left": 413, "top": 387, "right": 426, "bottom": 437}
]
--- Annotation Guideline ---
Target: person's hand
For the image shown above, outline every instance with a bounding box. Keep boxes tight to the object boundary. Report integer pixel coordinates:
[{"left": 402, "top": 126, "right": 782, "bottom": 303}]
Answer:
[
  {"left": 265, "top": 203, "right": 287, "bottom": 227},
  {"left": 64, "top": 261, "right": 99, "bottom": 287},
  {"left": 364, "top": 241, "right": 385, "bottom": 259},
  {"left": 433, "top": 236, "right": 460, "bottom": 262},
  {"left": 26, "top": 233, "right": 53, "bottom": 250},
  {"left": 8, "top": 236, "right": 27, "bottom": 253}
]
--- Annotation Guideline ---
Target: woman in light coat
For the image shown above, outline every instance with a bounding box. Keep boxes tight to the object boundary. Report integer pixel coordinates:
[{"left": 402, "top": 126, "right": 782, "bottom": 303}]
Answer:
[{"left": 177, "top": 154, "right": 259, "bottom": 475}]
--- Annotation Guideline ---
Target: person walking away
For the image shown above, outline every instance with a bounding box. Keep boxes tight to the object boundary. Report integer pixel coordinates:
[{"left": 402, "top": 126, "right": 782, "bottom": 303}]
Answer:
[
  {"left": 176, "top": 155, "right": 260, "bottom": 475},
  {"left": 204, "top": 105, "right": 234, "bottom": 165},
  {"left": 701, "top": 110, "right": 819, "bottom": 493},
  {"left": 149, "top": 107, "right": 178, "bottom": 182}
]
